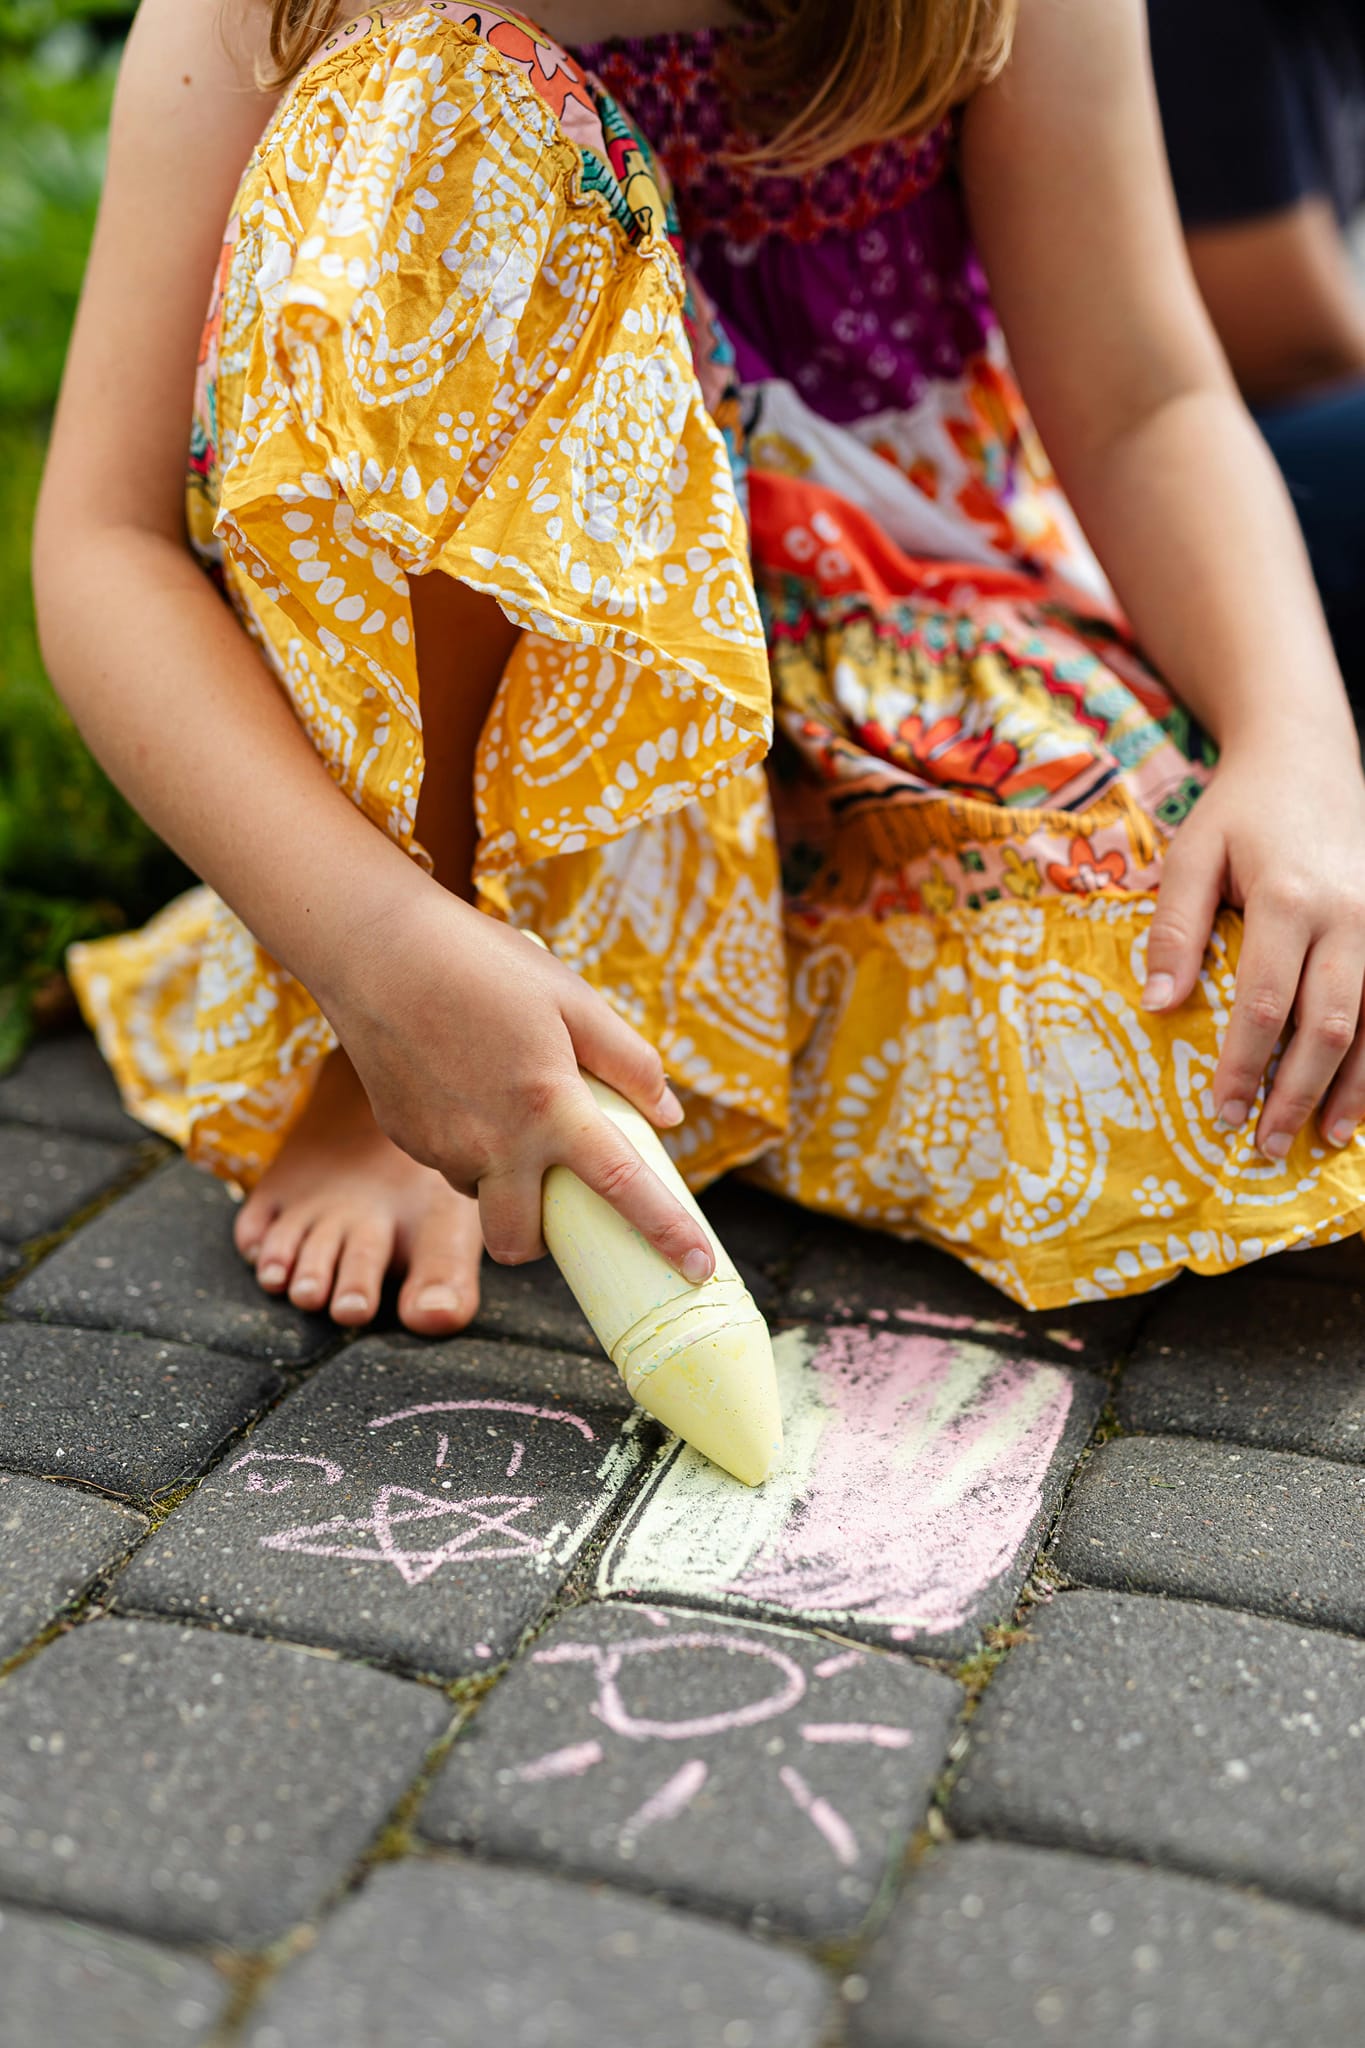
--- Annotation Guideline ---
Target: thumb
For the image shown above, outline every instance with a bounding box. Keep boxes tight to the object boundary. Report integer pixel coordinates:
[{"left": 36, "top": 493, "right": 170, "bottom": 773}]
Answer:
[
  {"left": 561, "top": 983, "right": 684, "bottom": 1130},
  {"left": 1143, "top": 824, "right": 1222, "bottom": 1012}
]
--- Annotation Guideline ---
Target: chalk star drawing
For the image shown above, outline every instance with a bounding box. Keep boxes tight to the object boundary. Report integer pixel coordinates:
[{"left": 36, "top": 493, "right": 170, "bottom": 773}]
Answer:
[
  {"left": 226, "top": 1398, "right": 613, "bottom": 1590},
  {"left": 506, "top": 1623, "right": 915, "bottom": 1870},
  {"left": 261, "top": 1486, "right": 544, "bottom": 1586}
]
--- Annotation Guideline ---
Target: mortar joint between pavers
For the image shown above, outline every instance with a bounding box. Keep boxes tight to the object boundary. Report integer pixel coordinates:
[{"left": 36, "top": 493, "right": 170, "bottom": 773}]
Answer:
[{"left": 0, "top": 1138, "right": 171, "bottom": 1301}]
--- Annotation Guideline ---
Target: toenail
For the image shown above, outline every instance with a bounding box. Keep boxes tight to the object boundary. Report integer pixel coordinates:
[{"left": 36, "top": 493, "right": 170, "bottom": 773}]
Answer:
[
  {"left": 258, "top": 1263, "right": 287, "bottom": 1286},
  {"left": 416, "top": 1285, "right": 460, "bottom": 1313},
  {"left": 333, "top": 1291, "right": 369, "bottom": 1315}
]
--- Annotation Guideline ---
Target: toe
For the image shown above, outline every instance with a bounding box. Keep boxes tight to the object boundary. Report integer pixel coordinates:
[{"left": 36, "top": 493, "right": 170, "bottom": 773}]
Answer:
[
  {"left": 288, "top": 1218, "right": 346, "bottom": 1312},
  {"left": 398, "top": 1195, "right": 483, "bottom": 1336},
  {"left": 234, "top": 1191, "right": 277, "bottom": 1266},
  {"left": 330, "top": 1221, "right": 395, "bottom": 1326},
  {"left": 254, "top": 1209, "right": 311, "bottom": 1294}
]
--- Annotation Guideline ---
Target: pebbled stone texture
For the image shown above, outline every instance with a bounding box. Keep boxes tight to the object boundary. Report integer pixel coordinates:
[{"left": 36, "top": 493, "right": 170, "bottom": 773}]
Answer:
[
  {"left": 246, "top": 1855, "right": 833, "bottom": 2048},
  {"left": 0, "top": 1124, "right": 137, "bottom": 1246},
  {"left": 1120, "top": 1275, "right": 1365, "bottom": 1460},
  {"left": 0, "top": 1472, "right": 147, "bottom": 1662},
  {"left": 950, "top": 1590, "right": 1365, "bottom": 1918},
  {"left": 0, "top": 1617, "right": 450, "bottom": 1946},
  {"left": 0, "top": 1033, "right": 148, "bottom": 1144},
  {"left": 1052, "top": 1434, "right": 1365, "bottom": 1633},
  {"left": 469, "top": 1254, "right": 598, "bottom": 1355},
  {"left": 115, "top": 1339, "right": 654, "bottom": 1679},
  {"left": 851, "top": 1839, "right": 1365, "bottom": 2048},
  {"left": 599, "top": 1326, "right": 1103, "bottom": 1658},
  {"left": 420, "top": 1602, "right": 961, "bottom": 1938},
  {"left": 0, "top": 1321, "right": 282, "bottom": 1502},
  {"left": 8, "top": 1160, "right": 331, "bottom": 1363},
  {"left": 779, "top": 1217, "right": 1143, "bottom": 1369},
  {"left": 0, "top": 1903, "right": 229, "bottom": 2047}
]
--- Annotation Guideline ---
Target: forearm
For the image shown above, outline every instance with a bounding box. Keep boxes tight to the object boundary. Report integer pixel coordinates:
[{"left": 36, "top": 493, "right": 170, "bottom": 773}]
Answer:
[
  {"left": 1057, "top": 382, "right": 1359, "bottom": 759},
  {"left": 32, "top": 523, "right": 437, "bottom": 1007}
]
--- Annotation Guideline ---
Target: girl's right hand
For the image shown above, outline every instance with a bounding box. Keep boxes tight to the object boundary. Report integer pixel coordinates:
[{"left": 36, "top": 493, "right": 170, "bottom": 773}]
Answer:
[{"left": 320, "top": 886, "right": 717, "bottom": 1283}]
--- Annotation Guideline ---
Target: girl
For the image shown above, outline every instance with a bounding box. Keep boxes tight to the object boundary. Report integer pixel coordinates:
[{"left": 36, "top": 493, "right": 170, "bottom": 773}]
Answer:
[{"left": 33, "top": 0, "right": 1365, "bottom": 1327}]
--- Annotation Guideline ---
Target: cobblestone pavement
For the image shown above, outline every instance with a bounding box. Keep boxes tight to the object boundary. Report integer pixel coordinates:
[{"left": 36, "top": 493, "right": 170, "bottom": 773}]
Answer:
[{"left": 3, "top": 1031, "right": 1365, "bottom": 2045}]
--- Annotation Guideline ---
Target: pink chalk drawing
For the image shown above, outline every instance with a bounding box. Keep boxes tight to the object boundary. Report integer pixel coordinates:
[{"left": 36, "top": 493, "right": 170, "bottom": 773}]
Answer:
[
  {"left": 799, "top": 1723, "right": 912, "bottom": 1748},
  {"left": 505, "top": 1441, "right": 525, "bottom": 1479},
  {"left": 813, "top": 1650, "right": 864, "bottom": 1679},
  {"left": 509, "top": 1741, "right": 604, "bottom": 1783},
  {"left": 262, "top": 1486, "right": 544, "bottom": 1585},
  {"left": 367, "top": 1400, "right": 595, "bottom": 1440},
  {"left": 533, "top": 1631, "right": 807, "bottom": 1740},
  {"left": 512, "top": 1623, "right": 907, "bottom": 1873},
  {"left": 599, "top": 1327, "right": 1076, "bottom": 1641},
  {"left": 620, "top": 1759, "right": 709, "bottom": 1838},
  {"left": 778, "top": 1766, "right": 859, "bottom": 1867},
  {"left": 227, "top": 1449, "right": 344, "bottom": 1494},
  {"left": 435, "top": 1435, "right": 449, "bottom": 1469}
]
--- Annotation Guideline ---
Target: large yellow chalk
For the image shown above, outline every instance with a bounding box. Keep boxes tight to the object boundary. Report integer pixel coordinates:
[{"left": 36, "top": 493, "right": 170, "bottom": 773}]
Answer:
[{"left": 542, "top": 1076, "right": 784, "bottom": 1487}]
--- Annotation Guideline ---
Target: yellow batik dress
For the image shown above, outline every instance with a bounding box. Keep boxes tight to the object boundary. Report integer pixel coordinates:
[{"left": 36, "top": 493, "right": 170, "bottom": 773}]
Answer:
[{"left": 72, "top": 4, "right": 1365, "bottom": 1310}]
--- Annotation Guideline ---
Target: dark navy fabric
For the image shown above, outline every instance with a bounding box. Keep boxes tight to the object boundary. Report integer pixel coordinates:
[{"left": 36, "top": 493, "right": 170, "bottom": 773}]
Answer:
[{"left": 1149, "top": 0, "right": 1365, "bottom": 227}]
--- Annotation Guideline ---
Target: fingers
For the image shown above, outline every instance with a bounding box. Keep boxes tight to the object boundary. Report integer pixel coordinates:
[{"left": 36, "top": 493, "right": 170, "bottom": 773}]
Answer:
[
  {"left": 1213, "top": 893, "right": 1308, "bottom": 1138},
  {"left": 561, "top": 984, "right": 684, "bottom": 1130},
  {"left": 478, "top": 1166, "right": 549, "bottom": 1268},
  {"left": 561, "top": 1109, "right": 715, "bottom": 1284},
  {"left": 1143, "top": 824, "right": 1223, "bottom": 1014},
  {"left": 1320, "top": 1020, "right": 1365, "bottom": 1150},
  {"left": 1257, "top": 939, "right": 1365, "bottom": 1155}
]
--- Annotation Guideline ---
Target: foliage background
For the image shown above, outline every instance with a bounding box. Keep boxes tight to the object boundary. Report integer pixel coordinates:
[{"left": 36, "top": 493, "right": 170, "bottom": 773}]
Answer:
[{"left": 0, "top": 0, "right": 186, "bottom": 1067}]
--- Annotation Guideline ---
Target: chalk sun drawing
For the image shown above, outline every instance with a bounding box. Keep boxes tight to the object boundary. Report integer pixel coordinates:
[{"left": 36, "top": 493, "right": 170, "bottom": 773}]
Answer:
[
  {"left": 502, "top": 1624, "right": 908, "bottom": 1870},
  {"left": 598, "top": 1325, "right": 1076, "bottom": 1641}
]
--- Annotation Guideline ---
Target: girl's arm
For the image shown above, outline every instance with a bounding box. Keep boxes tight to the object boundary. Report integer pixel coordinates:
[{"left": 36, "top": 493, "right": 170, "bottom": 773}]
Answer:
[
  {"left": 962, "top": 0, "right": 1365, "bottom": 1160},
  {"left": 31, "top": 0, "right": 714, "bottom": 1281}
]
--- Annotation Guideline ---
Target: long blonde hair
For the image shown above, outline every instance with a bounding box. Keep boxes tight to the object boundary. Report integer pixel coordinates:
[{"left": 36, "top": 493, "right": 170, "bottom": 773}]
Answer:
[
  {"left": 261, "top": 2, "right": 1019, "bottom": 166},
  {"left": 729, "top": 0, "right": 1017, "bottom": 167}
]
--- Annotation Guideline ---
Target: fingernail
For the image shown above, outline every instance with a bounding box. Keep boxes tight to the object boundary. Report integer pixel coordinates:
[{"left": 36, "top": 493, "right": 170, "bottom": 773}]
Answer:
[
  {"left": 658, "top": 1086, "right": 685, "bottom": 1127},
  {"left": 416, "top": 1284, "right": 460, "bottom": 1312},
  {"left": 1141, "top": 974, "right": 1175, "bottom": 1012},
  {"left": 258, "top": 1262, "right": 287, "bottom": 1286},
  {"left": 1261, "top": 1132, "right": 1292, "bottom": 1160},
  {"left": 681, "top": 1249, "right": 713, "bottom": 1285},
  {"left": 1217, "top": 1100, "right": 1249, "bottom": 1132},
  {"left": 1329, "top": 1120, "right": 1356, "bottom": 1148},
  {"left": 333, "top": 1291, "right": 369, "bottom": 1314}
]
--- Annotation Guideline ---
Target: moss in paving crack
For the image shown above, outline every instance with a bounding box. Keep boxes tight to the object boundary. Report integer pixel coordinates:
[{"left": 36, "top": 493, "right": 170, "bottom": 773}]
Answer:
[{"left": 0, "top": 1136, "right": 169, "bottom": 1297}]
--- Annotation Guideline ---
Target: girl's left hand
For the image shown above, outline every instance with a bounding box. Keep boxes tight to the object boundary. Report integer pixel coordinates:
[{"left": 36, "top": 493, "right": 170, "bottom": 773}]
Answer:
[{"left": 1141, "top": 732, "right": 1365, "bottom": 1157}]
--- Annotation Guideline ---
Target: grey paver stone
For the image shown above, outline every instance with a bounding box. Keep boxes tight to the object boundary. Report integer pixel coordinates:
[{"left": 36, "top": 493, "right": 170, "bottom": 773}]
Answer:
[
  {"left": 0, "top": 1617, "right": 449, "bottom": 1945},
  {"left": 421, "top": 1602, "right": 960, "bottom": 1937},
  {"left": 1053, "top": 1435, "right": 1365, "bottom": 1633},
  {"left": 247, "top": 1855, "right": 832, "bottom": 2048},
  {"left": 469, "top": 1254, "right": 598, "bottom": 1354},
  {"left": 699, "top": 1180, "right": 801, "bottom": 1316},
  {"left": 0, "top": 1321, "right": 282, "bottom": 1500},
  {"left": 1120, "top": 1273, "right": 1365, "bottom": 1459},
  {"left": 599, "top": 1325, "right": 1102, "bottom": 1656},
  {"left": 780, "top": 1217, "right": 1142, "bottom": 1367},
  {"left": 8, "top": 1160, "right": 331, "bottom": 1363},
  {"left": 0, "top": 1472, "right": 147, "bottom": 1662},
  {"left": 116, "top": 1338, "right": 654, "bottom": 1678},
  {"left": 851, "top": 1840, "right": 1365, "bottom": 2048},
  {"left": 0, "top": 1904, "right": 229, "bottom": 2047},
  {"left": 0, "top": 1124, "right": 136, "bottom": 1245},
  {"left": 0, "top": 1033, "right": 148, "bottom": 1144},
  {"left": 949, "top": 1589, "right": 1365, "bottom": 1917}
]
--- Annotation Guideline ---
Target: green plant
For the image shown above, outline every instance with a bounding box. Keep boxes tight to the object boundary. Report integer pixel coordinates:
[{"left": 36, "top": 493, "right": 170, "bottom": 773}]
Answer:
[{"left": 0, "top": 1, "right": 183, "bottom": 1069}]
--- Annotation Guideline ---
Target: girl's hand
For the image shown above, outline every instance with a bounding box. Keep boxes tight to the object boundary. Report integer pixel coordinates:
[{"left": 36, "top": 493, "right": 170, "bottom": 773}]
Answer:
[
  {"left": 319, "top": 888, "right": 716, "bottom": 1281},
  {"left": 1142, "top": 734, "right": 1365, "bottom": 1157}
]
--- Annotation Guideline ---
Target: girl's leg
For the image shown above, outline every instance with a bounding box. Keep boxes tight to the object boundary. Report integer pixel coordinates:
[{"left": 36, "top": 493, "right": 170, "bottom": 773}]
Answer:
[{"left": 232, "top": 575, "right": 519, "bottom": 1332}]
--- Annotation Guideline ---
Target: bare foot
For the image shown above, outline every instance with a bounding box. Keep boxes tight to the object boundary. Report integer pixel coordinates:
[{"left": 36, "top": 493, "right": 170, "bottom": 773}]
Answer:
[{"left": 232, "top": 1048, "right": 483, "bottom": 1334}]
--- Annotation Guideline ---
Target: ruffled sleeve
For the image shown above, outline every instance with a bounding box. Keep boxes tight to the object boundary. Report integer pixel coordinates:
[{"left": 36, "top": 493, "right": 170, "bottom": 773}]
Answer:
[{"left": 214, "top": 12, "right": 771, "bottom": 875}]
